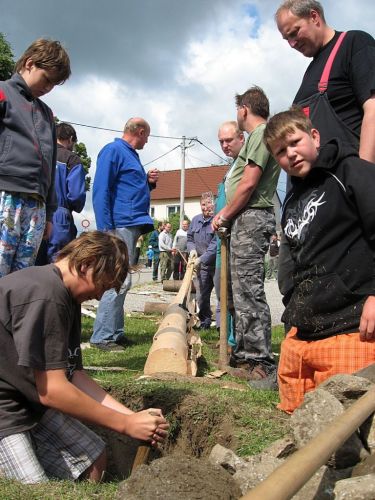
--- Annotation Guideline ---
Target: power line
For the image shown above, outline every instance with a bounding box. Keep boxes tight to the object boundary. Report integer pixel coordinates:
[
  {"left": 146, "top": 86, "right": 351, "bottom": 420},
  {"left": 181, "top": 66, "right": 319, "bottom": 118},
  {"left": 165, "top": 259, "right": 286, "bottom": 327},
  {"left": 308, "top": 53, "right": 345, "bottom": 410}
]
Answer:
[
  {"left": 143, "top": 145, "right": 181, "bottom": 167},
  {"left": 62, "top": 119, "right": 228, "bottom": 165},
  {"left": 193, "top": 138, "right": 228, "bottom": 163},
  {"left": 62, "top": 120, "right": 193, "bottom": 141}
]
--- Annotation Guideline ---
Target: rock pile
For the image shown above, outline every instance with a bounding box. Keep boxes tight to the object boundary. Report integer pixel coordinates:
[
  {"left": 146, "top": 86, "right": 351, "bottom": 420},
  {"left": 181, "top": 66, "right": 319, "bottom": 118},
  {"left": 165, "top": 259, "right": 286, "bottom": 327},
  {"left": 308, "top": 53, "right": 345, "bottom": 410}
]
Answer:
[{"left": 209, "top": 365, "right": 375, "bottom": 499}]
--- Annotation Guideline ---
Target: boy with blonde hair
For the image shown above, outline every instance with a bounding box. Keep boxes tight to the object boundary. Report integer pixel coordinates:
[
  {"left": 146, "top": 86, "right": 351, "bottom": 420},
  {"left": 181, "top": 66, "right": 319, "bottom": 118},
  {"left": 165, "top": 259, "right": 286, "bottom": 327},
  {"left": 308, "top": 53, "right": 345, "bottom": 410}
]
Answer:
[
  {"left": 264, "top": 107, "right": 375, "bottom": 413},
  {"left": 0, "top": 39, "right": 71, "bottom": 276},
  {"left": 0, "top": 231, "right": 168, "bottom": 483}
]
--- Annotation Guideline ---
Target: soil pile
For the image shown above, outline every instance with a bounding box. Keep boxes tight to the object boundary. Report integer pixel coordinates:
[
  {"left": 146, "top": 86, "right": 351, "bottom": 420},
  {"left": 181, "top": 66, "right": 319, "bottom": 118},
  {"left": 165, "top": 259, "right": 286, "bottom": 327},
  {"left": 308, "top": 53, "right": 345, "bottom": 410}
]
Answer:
[{"left": 117, "top": 454, "right": 241, "bottom": 500}]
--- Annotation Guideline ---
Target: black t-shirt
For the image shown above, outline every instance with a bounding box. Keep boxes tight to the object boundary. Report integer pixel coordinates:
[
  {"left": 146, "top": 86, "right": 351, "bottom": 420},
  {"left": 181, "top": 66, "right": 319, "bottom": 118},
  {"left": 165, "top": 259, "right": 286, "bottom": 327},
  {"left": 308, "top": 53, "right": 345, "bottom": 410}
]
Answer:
[
  {"left": 0, "top": 265, "right": 82, "bottom": 437},
  {"left": 294, "top": 30, "right": 375, "bottom": 136}
]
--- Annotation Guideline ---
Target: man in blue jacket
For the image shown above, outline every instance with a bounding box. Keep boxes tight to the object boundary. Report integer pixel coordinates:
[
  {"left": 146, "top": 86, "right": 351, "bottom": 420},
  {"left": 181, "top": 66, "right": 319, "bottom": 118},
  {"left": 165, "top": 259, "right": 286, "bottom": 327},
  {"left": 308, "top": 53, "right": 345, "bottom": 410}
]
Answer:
[{"left": 90, "top": 117, "right": 159, "bottom": 350}]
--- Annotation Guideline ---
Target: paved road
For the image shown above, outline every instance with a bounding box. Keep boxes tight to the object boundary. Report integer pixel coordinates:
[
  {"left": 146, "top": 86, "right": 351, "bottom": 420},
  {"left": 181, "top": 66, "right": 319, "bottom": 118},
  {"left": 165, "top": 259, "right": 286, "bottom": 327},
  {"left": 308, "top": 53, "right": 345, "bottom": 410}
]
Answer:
[{"left": 126, "top": 268, "right": 285, "bottom": 326}]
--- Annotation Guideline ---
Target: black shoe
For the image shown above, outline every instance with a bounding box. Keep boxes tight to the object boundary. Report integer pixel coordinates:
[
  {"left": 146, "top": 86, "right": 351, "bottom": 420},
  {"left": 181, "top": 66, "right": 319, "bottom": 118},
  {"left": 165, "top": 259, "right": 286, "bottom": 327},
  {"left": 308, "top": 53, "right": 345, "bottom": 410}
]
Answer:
[
  {"left": 229, "top": 355, "right": 249, "bottom": 369},
  {"left": 90, "top": 342, "right": 125, "bottom": 352},
  {"left": 116, "top": 337, "right": 134, "bottom": 347}
]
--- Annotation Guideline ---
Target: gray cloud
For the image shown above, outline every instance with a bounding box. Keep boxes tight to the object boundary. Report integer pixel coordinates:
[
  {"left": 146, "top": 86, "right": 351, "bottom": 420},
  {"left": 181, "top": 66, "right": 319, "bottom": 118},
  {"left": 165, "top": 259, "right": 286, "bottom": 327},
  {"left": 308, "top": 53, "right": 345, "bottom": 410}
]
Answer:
[{"left": 1, "top": 0, "right": 246, "bottom": 88}]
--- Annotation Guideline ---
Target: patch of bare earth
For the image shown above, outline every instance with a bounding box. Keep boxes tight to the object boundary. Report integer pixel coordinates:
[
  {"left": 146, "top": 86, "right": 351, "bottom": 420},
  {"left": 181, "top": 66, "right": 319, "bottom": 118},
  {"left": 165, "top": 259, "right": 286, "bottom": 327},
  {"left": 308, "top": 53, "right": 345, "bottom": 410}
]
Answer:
[{"left": 117, "top": 455, "right": 242, "bottom": 500}]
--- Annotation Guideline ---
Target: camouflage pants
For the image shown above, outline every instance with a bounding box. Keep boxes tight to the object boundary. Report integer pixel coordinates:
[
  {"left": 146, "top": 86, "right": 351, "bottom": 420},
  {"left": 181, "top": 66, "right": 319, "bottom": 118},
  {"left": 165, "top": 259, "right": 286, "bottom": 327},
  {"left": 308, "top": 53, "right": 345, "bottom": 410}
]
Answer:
[{"left": 230, "top": 208, "right": 276, "bottom": 367}]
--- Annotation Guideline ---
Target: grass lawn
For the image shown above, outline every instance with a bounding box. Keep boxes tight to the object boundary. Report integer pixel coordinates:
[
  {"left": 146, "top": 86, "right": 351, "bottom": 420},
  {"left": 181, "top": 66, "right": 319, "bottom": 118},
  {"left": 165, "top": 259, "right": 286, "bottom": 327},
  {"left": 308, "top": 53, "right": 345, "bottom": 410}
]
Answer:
[{"left": 0, "top": 315, "right": 288, "bottom": 499}]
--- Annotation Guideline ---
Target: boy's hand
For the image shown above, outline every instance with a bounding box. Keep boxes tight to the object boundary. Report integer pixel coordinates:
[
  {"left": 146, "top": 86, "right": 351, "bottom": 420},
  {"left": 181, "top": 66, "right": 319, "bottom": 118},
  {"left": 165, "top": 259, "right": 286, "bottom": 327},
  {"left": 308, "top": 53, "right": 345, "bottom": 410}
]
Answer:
[
  {"left": 359, "top": 296, "right": 375, "bottom": 340},
  {"left": 123, "top": 408, "right": 169, "bottom": 444}
]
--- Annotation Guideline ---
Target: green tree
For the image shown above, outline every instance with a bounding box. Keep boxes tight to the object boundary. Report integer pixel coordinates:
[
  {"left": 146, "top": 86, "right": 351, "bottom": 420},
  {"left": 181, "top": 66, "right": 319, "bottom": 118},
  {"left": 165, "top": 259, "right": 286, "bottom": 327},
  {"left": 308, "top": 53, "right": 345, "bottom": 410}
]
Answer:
[
  {"left": 0, "top": 33, "right": 14, "bottom": 81},
  {"left": 74, "top": 142, "right": 92, "bottom": 191},
  {"left": 168, "top": 212, "right": 190, "bottom": 236}
]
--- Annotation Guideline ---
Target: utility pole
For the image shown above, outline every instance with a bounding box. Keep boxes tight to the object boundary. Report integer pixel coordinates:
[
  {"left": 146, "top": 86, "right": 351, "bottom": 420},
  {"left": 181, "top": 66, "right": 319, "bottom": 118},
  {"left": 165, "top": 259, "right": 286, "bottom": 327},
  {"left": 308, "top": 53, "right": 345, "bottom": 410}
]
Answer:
[{"left": 179, "top": 136, "right": 186, "bottom": 228}]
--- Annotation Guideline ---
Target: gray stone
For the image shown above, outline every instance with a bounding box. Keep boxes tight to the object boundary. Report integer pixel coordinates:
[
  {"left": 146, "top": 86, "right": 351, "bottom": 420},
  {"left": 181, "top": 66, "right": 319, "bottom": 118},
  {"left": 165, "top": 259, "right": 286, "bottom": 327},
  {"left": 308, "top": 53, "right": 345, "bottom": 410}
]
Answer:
[
  {"left": 352, "top": 454, "right": 375, "bottom": 477},
  {"left": 360, "top": 414, "right": 375, "bottom": 454},
  {"left": 319, "top": 374, "right": 373, "bottom": 409},
  {"left": 291, "top": 389, "right": 368, "bottom": 469},
  {"left": 292, "top": 466, "right": 352, "bottom": 500},
  {"left": 256, "top": 437, "right": 296, "bottom": 460},
  {"left": 355, "top": 363, "right": 375, "bottom": 384},
  {"left": 333, "top": 474, "right": 375, "bottom": 500},
  {"left": 233, "top": 453, "right": 284, "bottom": 495},
  {"left": 209, "top": 444, "right": 247, "bottom": 474}
]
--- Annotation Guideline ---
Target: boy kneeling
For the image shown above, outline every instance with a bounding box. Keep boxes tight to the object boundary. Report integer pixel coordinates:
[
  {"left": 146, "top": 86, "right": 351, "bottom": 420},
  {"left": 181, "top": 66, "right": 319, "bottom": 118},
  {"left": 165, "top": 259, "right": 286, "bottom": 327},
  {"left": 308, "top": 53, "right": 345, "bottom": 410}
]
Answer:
[
  {"left": 264, "top": 108, "right": 375, "bottom": 413},
  {"left": 0, "top": 231, "right": 168, "bottom": 483}
]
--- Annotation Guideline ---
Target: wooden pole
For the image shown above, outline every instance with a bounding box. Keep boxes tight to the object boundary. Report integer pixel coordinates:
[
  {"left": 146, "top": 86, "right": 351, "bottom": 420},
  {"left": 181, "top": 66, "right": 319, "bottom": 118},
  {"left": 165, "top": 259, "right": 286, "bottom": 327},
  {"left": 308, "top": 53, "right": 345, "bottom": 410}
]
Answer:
[
  {"left": 143, "top": 261, "right": 197, "bottom": 376},
  {"left": 218, "top": 228, "right": 229, "bottom": 369},
  {"left": 241, "top": 387, "right": 375, "bottom": 500}
]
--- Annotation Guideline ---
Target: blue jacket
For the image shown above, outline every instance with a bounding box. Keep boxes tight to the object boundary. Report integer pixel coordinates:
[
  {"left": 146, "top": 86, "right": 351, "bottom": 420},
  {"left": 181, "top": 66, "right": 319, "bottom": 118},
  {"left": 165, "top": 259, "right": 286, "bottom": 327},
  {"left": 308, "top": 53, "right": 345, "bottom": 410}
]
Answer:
[
  {"left": 187, "top": 213, "right": 217, "bottom": 267},
  {"left": 93, "top": 138, "right": 154, "bottom": 231},
  {"left": 47, "top": 144, "right": 86, "bottom": 261}
]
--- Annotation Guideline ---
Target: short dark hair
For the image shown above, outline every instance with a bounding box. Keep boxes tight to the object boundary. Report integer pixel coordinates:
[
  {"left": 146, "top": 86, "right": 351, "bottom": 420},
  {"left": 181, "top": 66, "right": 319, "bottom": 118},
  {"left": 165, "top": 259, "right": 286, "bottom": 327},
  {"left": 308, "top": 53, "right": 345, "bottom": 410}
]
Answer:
[
  {"left": 56, "top": 122, "right": 77, "bottom": 143},
  {"left": 235, "top": 86, "right": 270, "bottom": 120},
  {"left": 15, "top": 38, "right": 71, "bottom": 84},
  {"left": 56, "top": 231, "right": 129, "bottom": 293},
  {"left": 275, "top": 0, "right": 326, "bottom": 23}
]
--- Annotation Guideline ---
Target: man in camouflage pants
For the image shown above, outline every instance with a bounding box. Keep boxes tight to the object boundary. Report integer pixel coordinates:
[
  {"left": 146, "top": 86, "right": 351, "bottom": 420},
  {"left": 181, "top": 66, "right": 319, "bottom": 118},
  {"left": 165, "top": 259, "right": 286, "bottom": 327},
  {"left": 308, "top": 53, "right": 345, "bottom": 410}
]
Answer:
[{"left": 213, "top": 86, "right": 280, "bottom": 389}]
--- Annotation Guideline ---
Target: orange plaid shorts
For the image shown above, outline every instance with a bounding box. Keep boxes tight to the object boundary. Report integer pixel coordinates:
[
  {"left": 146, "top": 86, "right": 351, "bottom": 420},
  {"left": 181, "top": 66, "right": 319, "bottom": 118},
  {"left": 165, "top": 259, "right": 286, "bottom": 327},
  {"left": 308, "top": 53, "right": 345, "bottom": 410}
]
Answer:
[{"left": 277, "top": 328, "right": 375, "bottom": 413}]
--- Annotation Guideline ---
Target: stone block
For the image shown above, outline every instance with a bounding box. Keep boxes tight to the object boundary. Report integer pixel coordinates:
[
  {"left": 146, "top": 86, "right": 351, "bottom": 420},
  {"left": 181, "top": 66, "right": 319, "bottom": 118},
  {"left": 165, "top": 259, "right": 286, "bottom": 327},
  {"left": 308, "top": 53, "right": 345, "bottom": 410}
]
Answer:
[
  {"left": 319, "top": 374, "right": 373, "bottom": 409},
  {"left": 291, "top": 389, "right": 368, "bottom": 468},
  {"left": 208, "top": 444, "right": 247, "bottom": 474},
  {"left": 333, "top": 474, "right": 375, "bottom": 500}
]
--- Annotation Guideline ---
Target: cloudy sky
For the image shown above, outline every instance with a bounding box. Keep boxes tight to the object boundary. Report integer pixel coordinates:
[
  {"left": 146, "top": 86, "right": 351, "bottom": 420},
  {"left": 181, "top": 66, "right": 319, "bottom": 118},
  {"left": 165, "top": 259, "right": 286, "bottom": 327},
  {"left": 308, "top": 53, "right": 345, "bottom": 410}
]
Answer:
[{"left": 1, "top": 0, "right": 374, "bottom": 226}]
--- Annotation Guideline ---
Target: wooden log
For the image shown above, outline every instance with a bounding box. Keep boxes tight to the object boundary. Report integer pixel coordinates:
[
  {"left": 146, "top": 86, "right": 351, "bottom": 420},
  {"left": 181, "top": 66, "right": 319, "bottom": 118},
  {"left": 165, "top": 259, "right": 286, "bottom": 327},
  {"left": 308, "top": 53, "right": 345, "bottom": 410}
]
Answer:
[
  {"left": 144, "top": 261, "right": 200, "bottom": 376},
  {"left": 144, "top": 302, "right": 168, "bottom": 314},
  {"left": 144, "top": 303, "right": 189, "bottom": 375},
  {"left": 162, "top": 279, "right": 196, "bottom": 293}
]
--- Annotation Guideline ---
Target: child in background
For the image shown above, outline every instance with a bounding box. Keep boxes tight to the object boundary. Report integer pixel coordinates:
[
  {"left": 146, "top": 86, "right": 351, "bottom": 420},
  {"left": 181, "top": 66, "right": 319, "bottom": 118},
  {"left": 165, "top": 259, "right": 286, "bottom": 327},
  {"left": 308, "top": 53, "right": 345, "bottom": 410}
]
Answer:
[{"left": 146, "top": 245, "right": 154, "bottom": 268}]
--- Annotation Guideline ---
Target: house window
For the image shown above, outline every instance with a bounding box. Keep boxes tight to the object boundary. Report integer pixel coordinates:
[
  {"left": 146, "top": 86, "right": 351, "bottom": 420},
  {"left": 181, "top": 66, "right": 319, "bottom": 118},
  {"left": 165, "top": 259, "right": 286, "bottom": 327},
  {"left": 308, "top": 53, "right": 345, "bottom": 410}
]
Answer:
[
  {"left": 150, "top": 206, "right": 155, "bottom": 218},
  {"left": 167, "top": 205, "right": 180, "bottom": 217}
]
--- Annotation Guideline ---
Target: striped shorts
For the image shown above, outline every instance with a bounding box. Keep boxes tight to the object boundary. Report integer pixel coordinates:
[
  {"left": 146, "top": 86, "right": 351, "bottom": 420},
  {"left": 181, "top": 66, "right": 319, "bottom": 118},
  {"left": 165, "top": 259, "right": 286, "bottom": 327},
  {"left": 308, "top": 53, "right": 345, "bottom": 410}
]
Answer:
[
  {"left": 0, "top": 409, "right": 105, "bottom": 484},
  {"left": 277, "top": 328, "right": 375, "bottom": 413}
]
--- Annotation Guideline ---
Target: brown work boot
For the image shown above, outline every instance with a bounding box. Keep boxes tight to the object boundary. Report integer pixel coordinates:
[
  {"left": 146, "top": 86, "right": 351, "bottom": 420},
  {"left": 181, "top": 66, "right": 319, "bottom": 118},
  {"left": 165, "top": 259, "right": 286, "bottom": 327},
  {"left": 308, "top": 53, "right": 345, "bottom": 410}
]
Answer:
[{"left": 248, "top": 363, "right": 278, "bottom": 391}]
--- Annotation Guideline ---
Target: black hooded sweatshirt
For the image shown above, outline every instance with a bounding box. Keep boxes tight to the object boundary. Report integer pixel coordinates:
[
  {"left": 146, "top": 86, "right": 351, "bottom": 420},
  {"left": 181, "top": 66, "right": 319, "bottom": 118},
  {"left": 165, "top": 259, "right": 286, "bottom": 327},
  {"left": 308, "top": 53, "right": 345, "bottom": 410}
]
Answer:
[{"left": 282, "top": 138, "right": 375, "bottom": 339}]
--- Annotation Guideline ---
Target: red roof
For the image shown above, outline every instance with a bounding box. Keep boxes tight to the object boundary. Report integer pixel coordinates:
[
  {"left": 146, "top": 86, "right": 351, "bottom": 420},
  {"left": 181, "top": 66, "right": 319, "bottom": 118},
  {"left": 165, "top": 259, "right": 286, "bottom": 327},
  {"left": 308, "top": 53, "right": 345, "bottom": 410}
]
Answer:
[{"left": 151, "top": 165, "right": 229, "bottom": 201}]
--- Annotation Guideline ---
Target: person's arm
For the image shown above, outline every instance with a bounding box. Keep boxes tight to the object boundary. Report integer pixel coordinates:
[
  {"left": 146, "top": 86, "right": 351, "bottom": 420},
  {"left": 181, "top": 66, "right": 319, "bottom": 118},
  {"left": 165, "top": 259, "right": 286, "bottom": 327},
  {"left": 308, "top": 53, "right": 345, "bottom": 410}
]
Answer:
[
  {"left": 66, "top": 163, "right": 86, "bottom": 213},
  {"left": 359, "top": 295, "right": 375, "bottom": 340},
  {"left": 45, "top": 118, "right": 58, "bottom": 223},
  {"left": 34, "top": 368, "right": 169, "bottom": 443},
  {"left": 92, "top": 147, "right": 116, "bottom": 231},
  {"left": 186, "top": 219, "right": 197, "bottom": 254},
  {"left": 199, "top": 234, "right": 217, "bottom": 266},
  {"left": 212, "top": 163, "right": 262, "bottom": 229},
  {"left": 359, "top": 95, "right": 375, "bottom": 163}
]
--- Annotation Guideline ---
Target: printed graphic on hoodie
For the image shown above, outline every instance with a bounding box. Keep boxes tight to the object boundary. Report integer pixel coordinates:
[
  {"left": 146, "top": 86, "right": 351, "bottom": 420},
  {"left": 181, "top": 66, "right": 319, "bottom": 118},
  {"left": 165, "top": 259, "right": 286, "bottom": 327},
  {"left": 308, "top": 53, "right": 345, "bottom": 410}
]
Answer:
[{"left": 284, "top": 190, "right": 326, "bottom": 242}]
